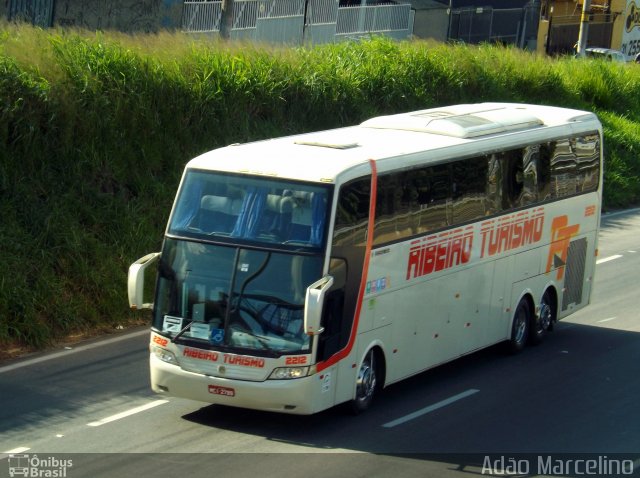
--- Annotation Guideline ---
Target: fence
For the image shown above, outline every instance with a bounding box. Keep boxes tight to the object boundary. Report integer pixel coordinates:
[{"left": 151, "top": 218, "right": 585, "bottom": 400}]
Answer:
[
  {"left": 336, "top": 4, "right": 414, "bottom": 38},
  {"left": 449, "top": 5, "right": 539, "bottom": 49},
  {"left": 305, "top": 0, "right": 338, "bottom": 25},
  {"left": 182, "top": 1, "right": 222, "bottom": 32},
  {"left": 8, "top": 0, "right": 54, "bottom": 27},
  {"left": 182, "top": 0, "right": 414, "bottom": 44},
  {"left": 545, "top": 13, "right": 614, "bottom": 56}
]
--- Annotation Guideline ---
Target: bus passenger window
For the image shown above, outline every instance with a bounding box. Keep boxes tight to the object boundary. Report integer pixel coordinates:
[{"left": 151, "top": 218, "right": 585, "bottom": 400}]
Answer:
[
  {"left": 414, "top": 164, "right": 450, "bottom": 234},
  {"left": 503, "top": 150, "right": 524, "bottom": 210},
  {"left": 486, "top": 154, "right": 503, "bottom": 215},
  {"left": 333, "top": 179, "right": 370, "bottom": 247},
  {"left": 550, "top": 139, "right": 578, "bottom": 197},
  {"left": 574, "top": 135, "right": 600, "bottom": 193},
  {"left": 537, "top": 144, "right": 553, "bottom": 201},
  {"left": 452, "top": 156, "right": 489, "bottom": 223},
  {"left": 374, "top": 173, "right": 410, "bottom": 244},
  {"left": 518, "top": 145, "right": 539, "bottom": 207}
]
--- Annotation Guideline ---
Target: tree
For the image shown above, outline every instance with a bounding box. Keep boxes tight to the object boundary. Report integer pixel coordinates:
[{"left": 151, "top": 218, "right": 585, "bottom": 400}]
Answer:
[{"left": 220, "top": 0, "right": 234, "bottom": 40}]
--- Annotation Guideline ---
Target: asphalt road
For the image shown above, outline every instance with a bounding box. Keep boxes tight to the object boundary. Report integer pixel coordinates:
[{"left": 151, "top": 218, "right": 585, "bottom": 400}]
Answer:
[{"left": 1, "top": 209, "right": 640, "bottom": 478}]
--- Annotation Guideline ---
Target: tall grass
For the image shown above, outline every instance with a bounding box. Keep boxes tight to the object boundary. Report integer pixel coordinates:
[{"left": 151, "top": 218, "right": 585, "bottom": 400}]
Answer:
[{"left": 1, "top": 24, "right": 640, "bottom": 351}]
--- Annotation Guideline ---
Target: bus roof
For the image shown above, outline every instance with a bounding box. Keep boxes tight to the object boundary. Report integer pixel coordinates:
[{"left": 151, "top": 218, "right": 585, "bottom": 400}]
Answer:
[{"left": 186, "top": 103, "right": 600, "bottom": 184}]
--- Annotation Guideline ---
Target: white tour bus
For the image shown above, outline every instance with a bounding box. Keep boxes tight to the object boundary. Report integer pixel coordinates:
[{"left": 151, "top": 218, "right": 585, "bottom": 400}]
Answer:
[{"left": 128, "top": 103, "right": 602, "bottom": 415}]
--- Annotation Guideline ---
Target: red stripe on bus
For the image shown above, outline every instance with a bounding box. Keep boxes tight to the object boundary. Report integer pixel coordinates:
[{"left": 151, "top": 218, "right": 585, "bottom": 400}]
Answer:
[{"left": 316, "top": 159, "right": 378, "bottom": 373}]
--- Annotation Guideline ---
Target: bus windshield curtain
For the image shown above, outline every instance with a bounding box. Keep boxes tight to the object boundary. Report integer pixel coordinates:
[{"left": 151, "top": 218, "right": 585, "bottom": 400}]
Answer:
[
  {"left": 171, "top": 179, "right": 203, "bottom": 231},
  {"left": 231, "top": 187, "right": 268, "bottom": 239},
  {"left": 310, "top": 192, "right": 325, "bottom": 247}
]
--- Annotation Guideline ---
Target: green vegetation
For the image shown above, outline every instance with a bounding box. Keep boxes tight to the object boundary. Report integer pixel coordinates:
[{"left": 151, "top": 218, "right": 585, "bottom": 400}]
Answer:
[{"left": 1, "top": 24, "right": 639, "bottom": 352}]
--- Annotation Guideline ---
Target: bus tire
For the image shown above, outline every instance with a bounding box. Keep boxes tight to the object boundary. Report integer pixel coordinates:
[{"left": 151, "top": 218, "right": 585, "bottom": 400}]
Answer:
[
  {"left": 350, "top": 348, "right": 378, "bottom": 414},
  {"left": 530, "top": 290, "right": 555, "bottom": 345},
  {"left": 508, "top": 299, "right": 530, "bottom": 354}
]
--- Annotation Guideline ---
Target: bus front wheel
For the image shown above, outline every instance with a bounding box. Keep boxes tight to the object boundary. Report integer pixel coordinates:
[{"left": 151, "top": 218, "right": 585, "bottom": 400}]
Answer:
[
  {"left": 351, "top": 349, "right": 378, "bottom": 414},
  {"left": 508, "top": 299, "right": 531, "bottom": 354}
]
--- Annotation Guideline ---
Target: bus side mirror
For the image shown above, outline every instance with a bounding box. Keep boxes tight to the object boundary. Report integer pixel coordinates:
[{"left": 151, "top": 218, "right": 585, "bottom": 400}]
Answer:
[
  {"left": 304, "top": 275, "right": 334, "bottom": 336},
  {"left": 128, "top": 252, "right": 160, "bottom": 310}
]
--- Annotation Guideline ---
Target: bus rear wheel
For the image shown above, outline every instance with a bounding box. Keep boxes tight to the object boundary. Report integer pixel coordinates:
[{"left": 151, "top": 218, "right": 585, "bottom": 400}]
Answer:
[
  {"left": 351, "top": 349, "right": 378, "bottom": 414},
  {"left": 530, "top": 290, "right": 555, "bottom": 345},
  {"left": 508, "top": 299, "right": 531, "bottom": 354}
]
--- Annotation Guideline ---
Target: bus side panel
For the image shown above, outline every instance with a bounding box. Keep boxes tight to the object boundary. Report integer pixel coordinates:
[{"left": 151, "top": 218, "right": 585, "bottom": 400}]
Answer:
[
  {"left": 552, "top": 230, "right": 597, "bottom": 320},
  {"left": 383, "top": 260, "right": 500, "bottom": 384},
  {"left": 332, "top": 348, "right": 360, "bottom": 406},
  {"left": 338, "top": 293, "right": 393, "bottom": 396},
  {"left": 540, "top": 196, "right": 600, "bottom": 319},
  {"left": 576, "top": 230, "right": 598, "bottom": 310},
  {"left": 488, "top": 255, "right": 515, "bottom": 343},
  {"left": 416, "top": 274, "right": 459, "bottom": 372},
  {"left": 454, "top": 261, "right": 496, "bottom": 353},
  {"left": 312, "top": 362, "right": 340, "bottom": 413},
  {"left": 384, "top": 280, "right": 438, "bottom": 383},
  {"left": 509, "top": 230, "right": 593, "bottom": 330}
]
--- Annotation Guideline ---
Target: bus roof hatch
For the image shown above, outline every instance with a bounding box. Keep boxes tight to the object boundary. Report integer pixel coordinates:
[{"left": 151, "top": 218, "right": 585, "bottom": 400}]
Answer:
[{"left": 361, "top": 105, "right": 544, "bottom": 138}]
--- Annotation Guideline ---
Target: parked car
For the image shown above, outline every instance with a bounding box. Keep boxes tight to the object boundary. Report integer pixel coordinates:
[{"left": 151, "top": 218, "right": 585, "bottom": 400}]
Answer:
[{"left": 584, "top": 47, "right": 626, "bottom": 62}]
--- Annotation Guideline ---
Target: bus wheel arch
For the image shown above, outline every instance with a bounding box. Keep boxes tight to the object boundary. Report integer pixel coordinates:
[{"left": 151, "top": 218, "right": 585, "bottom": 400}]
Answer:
[
  {"left": 350, "top": 345, "right": 386, "bottom": 414},
  {"left": 507, "top": 294, "right": 534, "bottom": 354}
]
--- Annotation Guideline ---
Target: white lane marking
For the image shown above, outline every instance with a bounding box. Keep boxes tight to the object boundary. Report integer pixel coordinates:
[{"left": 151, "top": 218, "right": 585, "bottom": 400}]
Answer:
[
  {"left": 3, "top": 447, "right": 30, "bottom": 454},
  {"left": 597, "top": 317, "right": 617, "bottom": 323},
  {"left": 0, "top": 447, "right": 31, "bottom": 460},
  {"left": 87, "top": 400, "right": 168, "bottom": 427},
  {"left": 596, "top": 254, "right": 623, "bottom": 265},
  {"left": 382, "top": 389, "right": 479, "bottom": 428},
  {"left": 0, "top": 329, "right": 149, "bottom": 374},
  {"left": 601, "top": 207, "right": 640, "bottom": 219}
]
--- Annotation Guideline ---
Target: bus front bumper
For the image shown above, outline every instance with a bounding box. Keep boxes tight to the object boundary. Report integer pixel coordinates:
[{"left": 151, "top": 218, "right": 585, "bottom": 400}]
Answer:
[{"left": 150, "top": 353, "right": 325, "bottom": 415}]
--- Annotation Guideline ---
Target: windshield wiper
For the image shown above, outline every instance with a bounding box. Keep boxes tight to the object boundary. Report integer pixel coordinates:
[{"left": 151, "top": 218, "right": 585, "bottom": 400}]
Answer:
[
  {"left": 235, "top": 252, "right": 271, "bottom": 308},
  {"left": 172, "top": 320, "right": 193, "bottom": 343}
]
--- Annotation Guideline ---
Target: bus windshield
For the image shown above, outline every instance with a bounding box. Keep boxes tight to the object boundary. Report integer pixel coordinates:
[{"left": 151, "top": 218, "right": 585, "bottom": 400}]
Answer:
[
  {"left": 153, "top": 238, "right": 324, "bottom": 354},
  {"left": 169, "top": 170, "right": 331, "bottom": 249}
]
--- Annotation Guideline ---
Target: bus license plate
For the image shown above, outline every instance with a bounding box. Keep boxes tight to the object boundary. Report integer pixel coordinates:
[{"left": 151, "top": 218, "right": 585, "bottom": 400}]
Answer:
[{"left": 208, "top": 385, "right": 235, "bottom": 397}]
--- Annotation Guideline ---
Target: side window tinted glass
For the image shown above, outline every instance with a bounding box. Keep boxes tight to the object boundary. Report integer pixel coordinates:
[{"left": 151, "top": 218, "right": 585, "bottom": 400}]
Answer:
[
  {"left": 334, "top": 178, "right": 370, "bottom": 247},
  {"left": 574, "top": 134, "right": 600, "bottom": 193},
  {"left": 550, "top": 139, "right": 578, "bottom": 197},
  {"left": 414, "top": 164, "right": 450, "bottom": 235},
  {"left": 370, "top": 131, "right": 600, "bottom": 247},
  {"left": 452, "top": 156, "right": 489, "bottom": 223}
]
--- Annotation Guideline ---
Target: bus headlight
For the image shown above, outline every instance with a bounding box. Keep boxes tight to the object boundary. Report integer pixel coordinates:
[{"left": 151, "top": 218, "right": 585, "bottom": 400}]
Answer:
[
  {"left": 268, "top": 366, "right": 309, "bottom": 380},
  {"left": 151, "top": 345, "right": 178, "bottom": 365}
]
